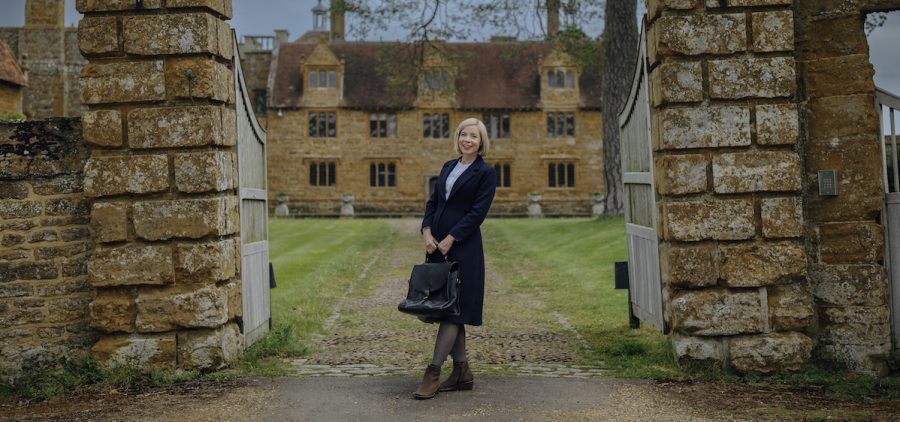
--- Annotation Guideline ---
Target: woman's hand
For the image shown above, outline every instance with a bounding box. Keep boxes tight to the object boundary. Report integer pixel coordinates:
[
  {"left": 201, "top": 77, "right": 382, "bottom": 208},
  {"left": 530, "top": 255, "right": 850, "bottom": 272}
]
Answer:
[
  {"left": 437, "top": 235, "right": 456, "bottom": 256},
  {"left": 423, "top": 228, "right": 438, "bottom": 254}
]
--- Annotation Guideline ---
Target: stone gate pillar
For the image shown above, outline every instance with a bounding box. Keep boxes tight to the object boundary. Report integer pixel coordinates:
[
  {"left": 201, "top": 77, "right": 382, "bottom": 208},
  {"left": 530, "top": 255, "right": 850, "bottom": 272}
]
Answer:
[
  {"left": 77, "top": 0, "right": 243, "bottom": 370},
  {"left": 646, "top": 0, "right": 814, "bottom": 372}
]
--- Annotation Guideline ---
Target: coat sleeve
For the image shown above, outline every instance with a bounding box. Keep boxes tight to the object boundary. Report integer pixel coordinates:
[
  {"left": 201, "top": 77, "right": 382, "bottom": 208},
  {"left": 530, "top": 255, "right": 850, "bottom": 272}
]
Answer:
[
  {"left": 448, "top": 167, "right": 497, "bottom": 243},
  {"left": 421, "top": 180, "right": 439, "bottom": 234}
]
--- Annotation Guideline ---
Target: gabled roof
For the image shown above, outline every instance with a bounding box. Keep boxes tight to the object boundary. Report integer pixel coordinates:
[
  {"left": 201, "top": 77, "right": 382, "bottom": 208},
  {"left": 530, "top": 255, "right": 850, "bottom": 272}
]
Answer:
[
  {"left": 0, "top": 40, "right": 26, "bottom": 87},
  {"left": 271, "top": 40, "right": 602, "bottom": 111}
]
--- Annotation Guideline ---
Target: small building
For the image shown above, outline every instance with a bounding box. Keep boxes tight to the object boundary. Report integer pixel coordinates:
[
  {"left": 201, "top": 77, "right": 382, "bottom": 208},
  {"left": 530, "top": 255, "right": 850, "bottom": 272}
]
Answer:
[{"left": 0, "top": 39, "right": 25, "bottom": 116}]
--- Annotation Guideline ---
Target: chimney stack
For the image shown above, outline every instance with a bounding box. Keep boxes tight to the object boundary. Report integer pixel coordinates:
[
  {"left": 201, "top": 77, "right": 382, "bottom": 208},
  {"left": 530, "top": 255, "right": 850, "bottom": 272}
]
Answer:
[
  {"left": 547, "top": 0, "right": 560, "bottom": 37},
  {"left": 331, "top": 0, "right": 346, "bottom": 41}
]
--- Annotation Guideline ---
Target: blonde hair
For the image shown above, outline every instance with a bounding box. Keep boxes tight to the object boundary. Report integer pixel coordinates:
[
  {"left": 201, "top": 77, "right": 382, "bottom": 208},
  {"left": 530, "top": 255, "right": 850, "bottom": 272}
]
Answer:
[{"left": 452, "top": 118, "right": 490, "bottom": 157}]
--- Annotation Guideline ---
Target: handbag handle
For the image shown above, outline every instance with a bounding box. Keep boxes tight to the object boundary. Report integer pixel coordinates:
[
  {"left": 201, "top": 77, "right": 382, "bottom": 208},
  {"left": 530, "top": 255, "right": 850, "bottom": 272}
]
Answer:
[{"left": 425, "top": 251, "right": 449, "bottom": 263}]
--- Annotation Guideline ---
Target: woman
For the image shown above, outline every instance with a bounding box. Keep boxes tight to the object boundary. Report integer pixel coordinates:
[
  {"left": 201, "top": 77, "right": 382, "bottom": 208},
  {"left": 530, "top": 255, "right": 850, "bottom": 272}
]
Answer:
[{"left": 415, "top": 117, "right": 497, "bottom": 400}]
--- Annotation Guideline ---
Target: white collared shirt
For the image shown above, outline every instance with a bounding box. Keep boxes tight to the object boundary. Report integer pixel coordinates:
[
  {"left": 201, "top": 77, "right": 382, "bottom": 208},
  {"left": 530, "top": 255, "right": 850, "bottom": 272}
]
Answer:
[{"left": 445, "top": 160, "right": 473, "bottom": 200}]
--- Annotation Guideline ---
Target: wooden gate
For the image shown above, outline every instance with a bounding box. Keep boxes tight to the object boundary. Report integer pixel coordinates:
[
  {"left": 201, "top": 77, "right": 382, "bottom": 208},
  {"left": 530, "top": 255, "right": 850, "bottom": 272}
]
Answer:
[
  {"left": 233, "top": 31, "right": 271, "bottom": 346},
  {"left": 618, "top": 23, "right": 666, "bottom": 333},
  {"left": 876, "top": 86, "right": 900, "bottom": 351}
]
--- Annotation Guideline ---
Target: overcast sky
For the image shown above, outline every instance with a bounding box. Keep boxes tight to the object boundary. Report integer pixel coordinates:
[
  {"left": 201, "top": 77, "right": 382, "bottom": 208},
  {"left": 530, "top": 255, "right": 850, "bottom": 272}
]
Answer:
[{"left": 0, "top": 1, "right": 898, "bottom": 109}]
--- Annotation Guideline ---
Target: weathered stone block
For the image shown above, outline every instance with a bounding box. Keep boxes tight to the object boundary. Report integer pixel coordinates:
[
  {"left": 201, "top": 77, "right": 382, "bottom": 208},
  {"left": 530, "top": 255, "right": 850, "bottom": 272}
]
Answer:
[
  {"left": 1, "top": 233, "right": 25, "bottom": 247},
  {"left": 45, "top": 198, "right": 90, "bottom": 216},
  {"left": 83, "top": 154, "right": 169, "bottom": 198},
  {"left": 0, "top": 262, "right": 58, "bottom": 282},
  {"left": 807, "top": 95, "right": 879, "bottom": 140},
  {"left": 92, "top": 332, "right": 175, "bottom": 369},
  {"left": 27, "top": 229, "right": 58, "bottom": 243},
  {"left": 761, "top": 197, "right": 803, "bottom": 238},
  {"left": 659, "top": 244, "right": 717, "bottom": 288},
  {"left": 804, "top": 55, "right": 875, "bottom": 99},
  {"left": 751, "top": 11, "right": 793, "bottom": 52},
  {"left": 34, "top": 243, "right": 91, "bottom": 260},
  {"left": 708, "top": 57, "right": 795, "bottom": 99},
  {"left": 45, "top": 295, "right": 92, "bottom": 324},
  {"left": 729, "top": 332, "right": 813, "bottom": 374},
  {"left": 177, "top": 322, "right": 243, "bottom": 370},
  {"left": 647, "top": 0, "right": 697, "bottom": 19},
  {"left": 819, "top": 306, "right": 892, "bottom": 346},
  {"left": 89, "top": 244, "right": 173, "bottom": 287},
  {"left": 719, "top": 241, "right": 806, "bottom": 287},
  {"left": 77, "top": 16, "right": 119, "bottom": 56},
  {"left": 0, "top": 282, "right": 33, "bottom": 299},
  {"left": 816, "top": 223, "right": 884, "bottom": 264},
  {"left": 654, "top": 106, "right": 750, "bottom": 150},
  {"left": 224, "top": 279, "right": 241, "bottom": 320},
  {"left": 80, "top": 61, "right": 165, "bottom": 104},
  {"left": 650, "top": 61, "right": 703, "bottom": 105},
  {"left": 174, "top": 150, "right": 235, "bottom": 193},
  {"left": 82, "top": 110, "right": 122, "bottom": 147},
  {"left": 216, "top": 20, "right": 234, "bottom": 61},
  {"left": 812, "top": 264, "right": 889, "bottom": 307},
  {"left": 654, "top": 154, "right": 707, "bottom": 195},
  {"left": 61, "top": 256, "right": 89, "bottom": 277},
  {"left": 661, "top": 199, "right": 754, "bottom": 241},
  {"left": 76, "top": 0, "right": 162, "bottom": 12},
  {"left": 712, "top": 151, "right": 801, "bottom": 193},
  {"left": 32, "top": 175, "right": 83, "bottom": 195},
  {"left": 167, "top": 0, "right": 233, "bottom": 19},
  {"left": 90, "top": 288, "right": 135, "bottom": 333},
  {"left": 175, "top": 239, "right": 236, "bottom": 283},
  {"left": 806, "top": 137, "right": 883, "bottom": 223},
  {"left": 707, "top": 0, "right": 790, "bottom": 5},
  {"left": 768, "top": 283, "right": 815, "bottom": 330},
  {"left": 165, "top": 57, "right": 233, "bottom": 103},
  {"left": 123, "top": 14, "right": 220, "bottom": 56},
  {"left": 653, "top": 14, "right": 745, "bottom": 57},
  {"left": 756, "top": 103, "right": 799, "bottom": 145},
  {"left": 816, "top": 343, "right": 890, "bottom": 375},
  {"left": 132, "top": 197, "right": 238, "bottom": 241},
  {"left": 671, "top": 288, "right": 763, "bottom": 336},
  {"left": 127, "top": 106, "right": 230, "bottom": 149},
  {"left": 36, "top": 277, "right": 89, "bottom": 296},
  {"left": 0, "top": 182, "right": 29, "bottom": 199},
  {"left": 0, "top": 200, "right": 42, "bottom": 219},
  {"left": 134, "top": 284, "right": 229, "bottom": 332},
  {"left": 90, "top": 202, "right": 128, "bottom": 243},
  {"left": 796, "top": 15, "right": 868, "bottom": 59}
]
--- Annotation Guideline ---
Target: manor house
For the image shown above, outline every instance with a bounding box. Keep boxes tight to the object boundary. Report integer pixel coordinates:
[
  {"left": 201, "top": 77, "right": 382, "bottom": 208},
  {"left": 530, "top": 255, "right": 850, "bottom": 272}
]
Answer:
[{"left": 239, "top": 3, "right": 605, "bottom": 216}]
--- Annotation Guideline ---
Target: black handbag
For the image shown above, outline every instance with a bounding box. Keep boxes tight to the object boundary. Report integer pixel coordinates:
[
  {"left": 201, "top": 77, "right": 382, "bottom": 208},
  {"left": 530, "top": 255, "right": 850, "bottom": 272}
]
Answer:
[{"left": 397, "top": 254, "right": 461, "bottom": 319}]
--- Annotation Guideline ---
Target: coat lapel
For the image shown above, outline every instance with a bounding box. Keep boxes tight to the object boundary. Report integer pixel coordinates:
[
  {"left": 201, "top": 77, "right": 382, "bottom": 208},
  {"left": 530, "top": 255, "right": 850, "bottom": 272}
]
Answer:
[{"left": 447, "top": 156, "right": 483, "bottom": 200}]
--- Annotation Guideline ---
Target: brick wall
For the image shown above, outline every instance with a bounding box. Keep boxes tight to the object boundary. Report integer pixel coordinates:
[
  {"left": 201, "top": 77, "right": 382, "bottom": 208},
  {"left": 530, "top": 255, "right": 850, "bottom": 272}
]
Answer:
[
  {"left": 0, "top": 118, "right": 94, "bottom": 381},
  {"left": 647, "top": 0, "right": 815, "bottom": 373}
]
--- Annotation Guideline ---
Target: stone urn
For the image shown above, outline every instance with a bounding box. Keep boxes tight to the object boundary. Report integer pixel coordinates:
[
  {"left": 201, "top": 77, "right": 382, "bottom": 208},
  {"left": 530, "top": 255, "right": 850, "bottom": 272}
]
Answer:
[
  {"left": 527, "top": 193, "right": 542, "bottom": 218},
  {"left": 274, "top": 193, "right": 289, "bottom": 217},
  {"left": 340, "top": 193, "right": 355, "bottom": 218},
  {"left": 592, "top": 193, "right": 606, "bottom": 218}
]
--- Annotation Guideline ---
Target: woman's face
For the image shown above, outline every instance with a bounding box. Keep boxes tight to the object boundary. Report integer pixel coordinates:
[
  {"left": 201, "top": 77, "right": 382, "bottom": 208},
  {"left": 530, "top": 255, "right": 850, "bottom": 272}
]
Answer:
[{"left": 458, "top": 125, "right": 481, "bottom": 156}]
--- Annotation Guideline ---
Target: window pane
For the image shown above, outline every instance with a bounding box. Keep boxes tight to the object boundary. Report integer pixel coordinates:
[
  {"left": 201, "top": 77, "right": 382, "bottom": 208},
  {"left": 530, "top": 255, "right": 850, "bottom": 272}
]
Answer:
[
  {"left": 442, "top": 114, "right": 449, "bottom": 138},
  {"left": 556, "top": 70, "right": 564, "bottom": 88},
  {"left": 370, "top": 113, "right": 378, "bottom": 137},
  {"left": 548, "top": 164, "right": 556, "bottom": 187},
  {"left": 558, "top": 162, "right": 565, "bottom": 186},
  {"left": 328, "top": 71, "right": 336, "bottom": 88},
  {"left": 309, "top": 113, "right": 316, "bottom": 137},
  {"left": 319, "top": 71, "right": 326, "bottom": 87},
  {"left": 388, "top": 163, "right": 396, "bottom": 186},
  {"left": 502, "top": 113, "right": 510, "bottom": 138},
  {"left": 547, "top": 113, "right": 554, "bottom": 137},
  {"left": 567, "top": 163, "right": 575, "bottom": 187},
  {"left": 378, "top": 163, "right": 385, "bottom": 186},
  {"left": 379, "top": 113, "right": 386, "bottom": 137},
  {"left": 318, "top": 162, "right": 327, "bottom": 186},
  {"left": 309, "top": 163, "right": 317, "bottom": 185},
  {"left": 557, "top": 113, "right": 565, "bottom": 136},
  {"left": 494, "top": 164, "right": 501, "bottom": 186},
  {"left": 441, "top": 71, "right": 449, "bottom": 90},
  {"left": 388, "top": 113, "right": 396, "bottom": 137},
  {"left": 566, "top": 71, "right": 574, "bottom": 88},
  {"left": 566, "top": 113, "right": 575, "bottom": 137},
  {"left": 423, "top": 113, "right": 431, "bottom": 138},
  {"left": 503, "top": 164, "right": 511, "bottom": 187},
  {"left": 309, "top": 71, "right": 317, "bottom": 88},
  {"left": 370, "top": 163, "right": 376, "bottom": 186},
  {"left": 432, "top": 114, "right": 440, "bottom": 139},
  {"left": 547, "top": 70, "right": 554, "bottom": 88},
  {"left": 328, "top": 162, "right": 336, "bottom": 186},
  {"left": 318, "top": 112, "right": 326, "bottom": 136},
  {"left": 489, "top": 114, "right": 499, "bottom": 138},
  {"left": 328, "top": 113, "right": 336, "bottom": 137}
]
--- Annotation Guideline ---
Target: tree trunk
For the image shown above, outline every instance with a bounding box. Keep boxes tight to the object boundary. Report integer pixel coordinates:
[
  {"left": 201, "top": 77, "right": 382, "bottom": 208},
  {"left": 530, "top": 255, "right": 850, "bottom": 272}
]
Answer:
[{"left": 600, "top": 0, "right": 638, "bottom": 215}]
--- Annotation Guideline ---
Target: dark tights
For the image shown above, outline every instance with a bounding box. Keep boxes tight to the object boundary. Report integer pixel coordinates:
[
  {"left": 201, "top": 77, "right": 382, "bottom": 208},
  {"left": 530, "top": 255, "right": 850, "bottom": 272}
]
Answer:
[{"left": 430, "top": 322, "right": 466, "bottom": 367}]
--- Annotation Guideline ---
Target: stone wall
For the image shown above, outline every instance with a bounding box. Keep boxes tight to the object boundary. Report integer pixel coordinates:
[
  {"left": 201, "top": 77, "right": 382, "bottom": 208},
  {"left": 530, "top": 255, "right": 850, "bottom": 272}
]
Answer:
[
  {"left": 78, "top": 0, "right": 243, "bottom": 370},
  {"left": 794, "top": 0, "right": 899, "bottom": 373},
  {"left": 647, "top": 0, "right": 815, "bottom": 373},
  {"left": 0, "top": 118, "right": 94, "bottom": 381},
  {"left": 0, "top": 84, "right": 23, "bottom": 115}
]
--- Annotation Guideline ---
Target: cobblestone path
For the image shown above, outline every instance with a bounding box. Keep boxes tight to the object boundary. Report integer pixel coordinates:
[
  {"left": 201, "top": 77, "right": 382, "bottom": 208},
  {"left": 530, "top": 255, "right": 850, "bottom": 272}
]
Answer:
[{"left": 287, "top": 219, "right": 609, "bottom": 378}]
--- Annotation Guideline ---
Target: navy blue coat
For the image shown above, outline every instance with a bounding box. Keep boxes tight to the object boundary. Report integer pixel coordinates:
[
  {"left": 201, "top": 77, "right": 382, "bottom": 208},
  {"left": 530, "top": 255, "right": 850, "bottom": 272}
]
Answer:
[{"left": 421, "top": 156, "right": 497, "bottom": 326}]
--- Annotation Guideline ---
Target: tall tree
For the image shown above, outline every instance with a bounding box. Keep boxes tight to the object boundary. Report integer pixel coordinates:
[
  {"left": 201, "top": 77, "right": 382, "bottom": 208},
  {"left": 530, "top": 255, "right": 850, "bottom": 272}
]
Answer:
[{"left": 600, "top": 0, "right": 637, "bottom": 215}]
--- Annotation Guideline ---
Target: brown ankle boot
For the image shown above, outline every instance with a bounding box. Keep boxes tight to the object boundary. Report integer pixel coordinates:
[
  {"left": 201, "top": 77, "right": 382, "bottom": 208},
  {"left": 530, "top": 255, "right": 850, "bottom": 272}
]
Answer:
[
  {"left": 413, "top": 364, "right": 441, "bottom": 399},
  {"left": 438, "top": 361, "right": 474, "bottom": 392}
]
